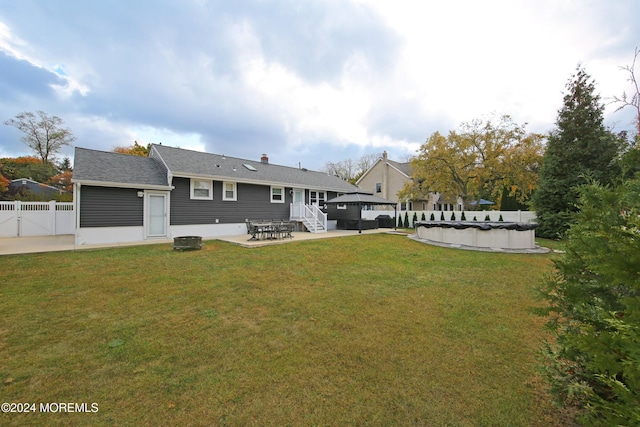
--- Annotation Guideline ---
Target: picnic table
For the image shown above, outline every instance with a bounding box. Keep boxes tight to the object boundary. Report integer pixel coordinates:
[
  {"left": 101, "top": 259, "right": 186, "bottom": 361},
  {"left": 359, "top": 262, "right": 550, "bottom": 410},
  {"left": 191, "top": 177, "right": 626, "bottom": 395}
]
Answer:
[{"left": 247, "top": 220, "right": 294, "bottom": 241}]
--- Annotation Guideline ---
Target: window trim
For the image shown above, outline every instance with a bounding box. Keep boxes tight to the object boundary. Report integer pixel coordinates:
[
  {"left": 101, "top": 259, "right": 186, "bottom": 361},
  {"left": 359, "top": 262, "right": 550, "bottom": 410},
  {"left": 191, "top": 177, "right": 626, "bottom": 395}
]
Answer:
[
  {"left": 310, "top": 190, "right": 326, "bottom": 205},
  {"left": 190, "top": 179, "right": 213, "bottom": 200},
  {"left": 271, "top": 186, "right": 285, "bottom": 203},
  {"left": 222, "top": 181, "right": 237, "bottom": 201}
]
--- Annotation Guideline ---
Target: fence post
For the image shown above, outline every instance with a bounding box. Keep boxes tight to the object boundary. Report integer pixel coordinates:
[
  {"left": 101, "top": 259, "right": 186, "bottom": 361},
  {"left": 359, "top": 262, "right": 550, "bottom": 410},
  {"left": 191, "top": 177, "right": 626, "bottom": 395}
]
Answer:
[
  {"left": 49, "top": 200, "right": 56, "bottom": 235},
  {"left": 16, "top": 200, "right": 21, "bottom": 236}
]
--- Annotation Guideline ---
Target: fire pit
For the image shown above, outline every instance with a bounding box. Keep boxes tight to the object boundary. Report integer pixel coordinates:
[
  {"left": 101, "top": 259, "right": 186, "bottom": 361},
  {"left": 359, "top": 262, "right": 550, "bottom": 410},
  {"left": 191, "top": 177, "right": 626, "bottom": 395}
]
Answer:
[{"left": 172, "top": 236, "right": 203, "bottom": 251}]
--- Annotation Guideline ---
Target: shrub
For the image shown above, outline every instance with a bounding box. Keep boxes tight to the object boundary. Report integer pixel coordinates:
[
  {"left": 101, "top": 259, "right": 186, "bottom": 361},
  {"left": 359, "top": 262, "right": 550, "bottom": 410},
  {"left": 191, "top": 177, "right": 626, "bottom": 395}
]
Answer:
[
  {"left": 430, "top": 213, "right": 435, "bottom": 221},
  {"left": 412, "top": 212, "right": 418, "bottom": 227},
  {"left": 450, "top": 212, "right": 456, "bottom": 221},
  {"left": 461, "top": 211, "right": 466, "bottom": 220},
  {"left": 403, "top": 212, "right": 410, "bottom": 228},
  {"left": 440, "top": 212, "right": 445, "bottom": 221},
  {"left": 536, "top": 178, "right": 640, "bottom": 426},
  {"left": 421, "top": 212, "right": 426, "bottom": 221},
  {"left": 473, "top": 216, "right": 477, "bottom": 221},
  {"left": 484, "top": 214, "right": 491, "bottom": 221},
  {"left": 498, "top": 214, "right": 504, "bottom": 221}
]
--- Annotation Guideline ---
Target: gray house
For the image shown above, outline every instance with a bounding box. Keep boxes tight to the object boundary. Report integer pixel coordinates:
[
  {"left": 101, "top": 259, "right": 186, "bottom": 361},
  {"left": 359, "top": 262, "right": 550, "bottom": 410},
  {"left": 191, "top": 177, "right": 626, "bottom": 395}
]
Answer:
[
  {"left": 9, "top": 178, "right": 65, "bottom": 199},
  {"left": 72, "top": 144, "right": 358, "bottom": 245}
]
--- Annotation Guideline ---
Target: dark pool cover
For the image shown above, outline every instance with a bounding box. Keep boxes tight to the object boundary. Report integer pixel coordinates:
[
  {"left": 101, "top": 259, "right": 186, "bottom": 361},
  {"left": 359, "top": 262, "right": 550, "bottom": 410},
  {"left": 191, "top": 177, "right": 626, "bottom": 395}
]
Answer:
[{"left": 415, "top": 221, "right": 537, "bottom": 231}]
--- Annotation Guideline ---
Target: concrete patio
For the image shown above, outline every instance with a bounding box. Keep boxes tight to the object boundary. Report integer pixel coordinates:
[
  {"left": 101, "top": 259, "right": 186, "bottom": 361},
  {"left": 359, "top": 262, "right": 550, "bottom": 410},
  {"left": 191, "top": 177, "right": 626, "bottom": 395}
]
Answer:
[{"left": 0, "top": 229, "right": 397, "bottom": 255}]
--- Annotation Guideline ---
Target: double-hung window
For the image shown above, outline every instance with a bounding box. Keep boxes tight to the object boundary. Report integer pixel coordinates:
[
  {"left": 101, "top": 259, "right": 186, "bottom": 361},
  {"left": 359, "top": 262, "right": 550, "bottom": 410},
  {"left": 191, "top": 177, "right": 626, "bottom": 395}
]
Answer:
[
  {"left": 271, "top": 186, "right": 284, "bottom": 203},
  {"left": 310, "top": 191, "right": 326, "bottom": 206},
  {"left": 223, "top": 182, "right": 237, "bottom": 201},
  {"left": 190, "top": 179, "right": 213, "bottom": 200}
]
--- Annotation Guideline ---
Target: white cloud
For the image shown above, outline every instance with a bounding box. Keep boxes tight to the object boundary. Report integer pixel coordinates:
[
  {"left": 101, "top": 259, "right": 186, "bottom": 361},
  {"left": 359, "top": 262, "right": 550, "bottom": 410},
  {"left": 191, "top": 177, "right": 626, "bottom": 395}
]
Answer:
[{"left": 0, "top": 0, "right": 638, "bottom": 169}]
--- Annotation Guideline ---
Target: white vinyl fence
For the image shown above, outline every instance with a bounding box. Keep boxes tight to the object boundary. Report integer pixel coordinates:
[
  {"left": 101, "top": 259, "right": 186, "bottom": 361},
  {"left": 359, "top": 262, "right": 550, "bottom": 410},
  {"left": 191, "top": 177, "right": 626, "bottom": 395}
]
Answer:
[
  {"left": 0, "top": 201, "right": 74, "bottom": 237},
  {"left": 361, "top": 209, "right": 537, "bottom": 226}
]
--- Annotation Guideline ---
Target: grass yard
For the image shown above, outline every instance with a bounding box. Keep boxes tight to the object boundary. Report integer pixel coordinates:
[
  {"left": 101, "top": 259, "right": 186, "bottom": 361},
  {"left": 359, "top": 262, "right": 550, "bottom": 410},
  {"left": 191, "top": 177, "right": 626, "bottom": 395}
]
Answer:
[{"left": 1, "top": 234, "right": 570, "bottom": 426}]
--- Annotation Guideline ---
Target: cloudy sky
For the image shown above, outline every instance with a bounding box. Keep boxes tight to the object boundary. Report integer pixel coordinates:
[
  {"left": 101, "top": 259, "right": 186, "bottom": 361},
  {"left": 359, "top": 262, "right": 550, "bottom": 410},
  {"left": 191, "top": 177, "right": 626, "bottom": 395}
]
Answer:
[{"left": 1, "top": 0, "right": 638, "bottom": 171}]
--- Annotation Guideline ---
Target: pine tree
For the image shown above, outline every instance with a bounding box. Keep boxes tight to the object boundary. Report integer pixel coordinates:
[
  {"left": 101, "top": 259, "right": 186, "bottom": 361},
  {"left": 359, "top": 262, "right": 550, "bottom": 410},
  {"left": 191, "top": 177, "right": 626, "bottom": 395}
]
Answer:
[
  {"left": 536, "top": 177, "right": 640, "bottom": 425},
  {"left": 533, "top": 66, "right": 620, "bottom": 239}
]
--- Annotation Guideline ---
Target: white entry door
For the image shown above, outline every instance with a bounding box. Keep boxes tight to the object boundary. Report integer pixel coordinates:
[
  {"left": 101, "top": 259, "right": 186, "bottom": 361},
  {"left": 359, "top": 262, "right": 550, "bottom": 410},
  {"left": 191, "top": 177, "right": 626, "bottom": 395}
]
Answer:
[
  {"left": 291, "top": 188, "right": 304, "bottom": 218},
  {"left": 147, "top": 193, "right": 167, "bottom": 237}
]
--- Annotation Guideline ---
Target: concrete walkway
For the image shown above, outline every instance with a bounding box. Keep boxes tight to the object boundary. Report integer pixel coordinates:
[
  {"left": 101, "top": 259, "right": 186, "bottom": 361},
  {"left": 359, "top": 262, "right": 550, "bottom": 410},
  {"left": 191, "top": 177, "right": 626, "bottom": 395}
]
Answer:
[{"left": 0, "top": 229, "right": 395, "bottom": 255}]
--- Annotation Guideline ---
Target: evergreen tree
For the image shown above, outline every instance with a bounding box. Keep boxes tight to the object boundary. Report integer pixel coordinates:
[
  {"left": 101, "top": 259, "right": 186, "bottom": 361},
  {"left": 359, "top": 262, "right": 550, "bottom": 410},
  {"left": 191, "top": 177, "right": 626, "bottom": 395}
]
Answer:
[
  {"left": 536, "top": 177, "right": 640, "bottom": 425},
  {"left": 533, "top": 66, "right": 620, "bottom": 239}
]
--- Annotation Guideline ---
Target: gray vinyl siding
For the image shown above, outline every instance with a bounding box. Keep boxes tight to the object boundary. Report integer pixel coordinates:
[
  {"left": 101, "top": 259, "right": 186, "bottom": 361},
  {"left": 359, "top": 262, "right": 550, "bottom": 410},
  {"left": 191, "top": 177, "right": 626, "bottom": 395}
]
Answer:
[
  {"left": 80, "top": 186, "right": 143, "bottom": 227},
  {"left": 170, "top": 177, "right": 292, "bottom": 225}
]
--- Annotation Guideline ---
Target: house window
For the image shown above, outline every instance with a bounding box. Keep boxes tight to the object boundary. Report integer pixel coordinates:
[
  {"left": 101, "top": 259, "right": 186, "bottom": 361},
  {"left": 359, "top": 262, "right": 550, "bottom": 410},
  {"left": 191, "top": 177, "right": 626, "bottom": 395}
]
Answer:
[
  {"left": 190, "top": 179, "right": 212, "bottom": 200},
  {"left": 223, "top": 182, "right": 237, "bottom": 201},
  {"left": 337, "top": 193, "right": 346, "bottom": 210},
  {"left": 309, "top": 191, "right": 326, "bottom": 206},
  {"left": 271, "top": 186, "right": 284, "bottom": 203},
  {"left": 375, "top": 183, "right": 382, "bottom": 193}
]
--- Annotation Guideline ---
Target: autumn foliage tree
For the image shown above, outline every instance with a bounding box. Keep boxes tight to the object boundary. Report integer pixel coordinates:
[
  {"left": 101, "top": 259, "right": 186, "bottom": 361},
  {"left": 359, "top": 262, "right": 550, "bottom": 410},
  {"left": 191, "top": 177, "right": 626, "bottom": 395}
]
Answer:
[
  {"left": 0, "top": 156, "right": 58, "bottom": 183},
  {"left": 48, "top": 170, "right": 73, "bottom": 193},
  {"left": 113, "top": 141, "right": 151, "bottom": 157},
  {"left": 0, "top": 174, "right": 9, "bottom": 194},
  {"left": 401, "top": 115, "right": 544, "bottom": 210},
  {"left": 0, "top": 156, "right": 72, "bottom": 200}
]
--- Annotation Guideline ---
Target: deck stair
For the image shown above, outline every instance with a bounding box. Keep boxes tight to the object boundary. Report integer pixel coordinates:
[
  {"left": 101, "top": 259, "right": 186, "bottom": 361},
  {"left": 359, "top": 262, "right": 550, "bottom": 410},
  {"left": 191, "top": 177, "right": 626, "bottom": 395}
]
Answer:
[{"left": 290, "top": 203, "right": 327, "bottom": 233}]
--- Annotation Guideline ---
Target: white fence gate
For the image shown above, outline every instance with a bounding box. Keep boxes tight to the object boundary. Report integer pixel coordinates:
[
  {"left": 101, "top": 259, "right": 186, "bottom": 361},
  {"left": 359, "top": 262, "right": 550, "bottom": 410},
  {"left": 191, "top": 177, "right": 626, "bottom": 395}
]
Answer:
[{"left": 0, "top": 201, "right": 74, "bottom": 237}]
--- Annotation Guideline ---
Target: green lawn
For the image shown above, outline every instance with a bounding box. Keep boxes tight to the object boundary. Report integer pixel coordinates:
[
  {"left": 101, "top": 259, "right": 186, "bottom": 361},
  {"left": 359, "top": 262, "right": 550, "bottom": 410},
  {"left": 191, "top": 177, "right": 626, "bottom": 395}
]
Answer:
[{"left": 1, "top": 234, "right": 571, "bottom": 426}]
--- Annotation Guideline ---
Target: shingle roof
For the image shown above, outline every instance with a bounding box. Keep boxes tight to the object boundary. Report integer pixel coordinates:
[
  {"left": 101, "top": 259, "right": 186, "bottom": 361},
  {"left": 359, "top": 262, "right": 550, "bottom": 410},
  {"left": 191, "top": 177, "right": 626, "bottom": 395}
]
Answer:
[
  {"left": 151, "top": 144, "right": 357, "bottom": 192},
  {"left": 72, "top": 147, "right": 170, "bottom": 187},
  {"left": 387, "top": 159, "right": 411, "bottom": 176}
]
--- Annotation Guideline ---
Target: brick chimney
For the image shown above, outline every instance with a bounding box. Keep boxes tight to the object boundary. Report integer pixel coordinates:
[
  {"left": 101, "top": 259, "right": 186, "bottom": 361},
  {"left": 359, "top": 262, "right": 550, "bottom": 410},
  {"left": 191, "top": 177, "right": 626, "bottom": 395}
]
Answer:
[{"left": 261, "top": 154, "right": 269, "bottom": 164}]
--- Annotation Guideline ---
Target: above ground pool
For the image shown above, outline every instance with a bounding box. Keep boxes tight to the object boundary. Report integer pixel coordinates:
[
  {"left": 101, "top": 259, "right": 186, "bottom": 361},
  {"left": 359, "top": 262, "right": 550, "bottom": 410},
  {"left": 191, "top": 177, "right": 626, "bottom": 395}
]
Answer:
[{"left": 413, "top": 221, "right": 546, "bottom": 253}]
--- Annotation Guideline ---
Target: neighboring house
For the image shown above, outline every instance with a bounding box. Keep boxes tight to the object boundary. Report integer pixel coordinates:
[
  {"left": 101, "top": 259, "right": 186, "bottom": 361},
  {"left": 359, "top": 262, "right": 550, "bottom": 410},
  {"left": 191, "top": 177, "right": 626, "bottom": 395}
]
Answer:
[
  {"left": 9, "top": 178, "right": 64, "bottom": 199},
  {"left": 356, "top": 151, "right": 435, "bottom": 211},
  {"left": 72, "top": 144, "right": 358, "bottom": 245},
  {"left": 356, "top": 151, "right": 468, "bottom": 212}
]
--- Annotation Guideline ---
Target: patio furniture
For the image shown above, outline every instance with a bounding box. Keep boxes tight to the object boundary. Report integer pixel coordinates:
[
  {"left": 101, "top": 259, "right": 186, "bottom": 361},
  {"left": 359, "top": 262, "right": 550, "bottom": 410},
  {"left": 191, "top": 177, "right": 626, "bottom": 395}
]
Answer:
[{"left": 247, "top": 220, "right": 294, "bottom": 241}]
